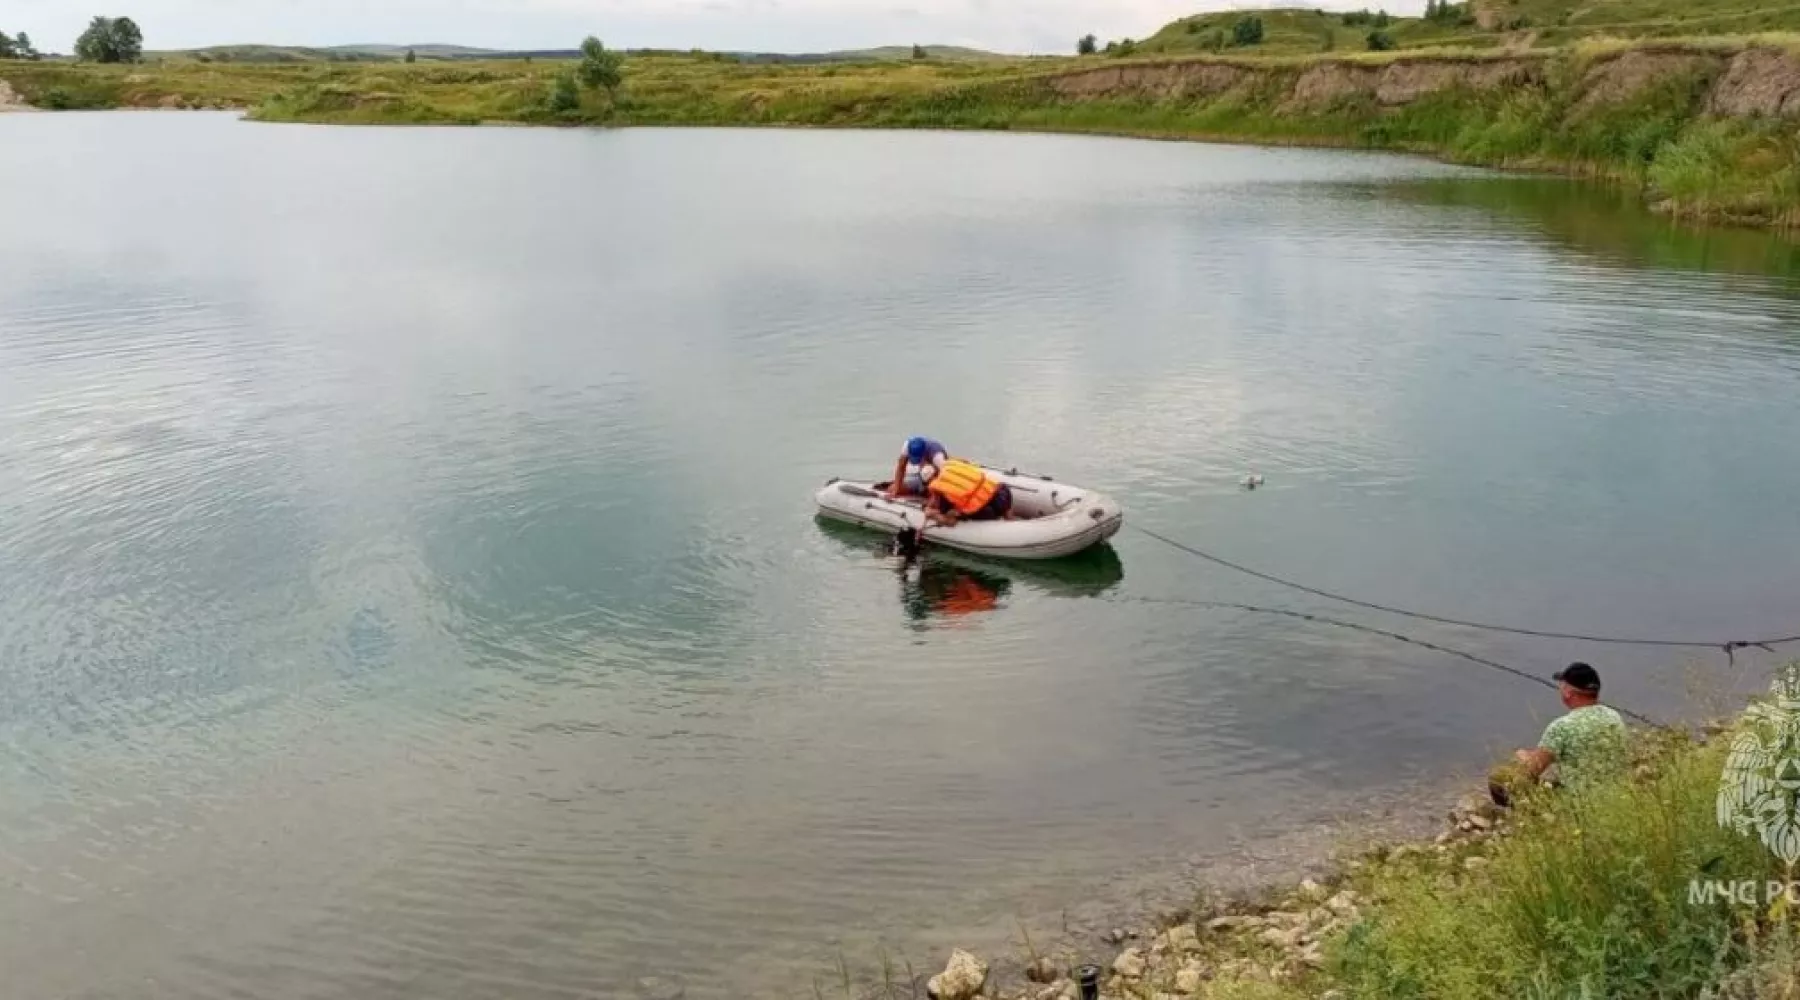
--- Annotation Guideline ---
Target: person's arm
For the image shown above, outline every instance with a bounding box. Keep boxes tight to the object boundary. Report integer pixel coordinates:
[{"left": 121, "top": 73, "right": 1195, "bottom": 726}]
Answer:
[
  {"left": 925, "top": 494, "right": 959, "bottom": 527},
  {"left": 885, "top": 455, "right": 908, "bottom": 499},
  {"left": 1514, "top": 717, "right": 1564, "bottom": 780},
  {"left": 1514, "top": 746, "right": 1555, "bottom": 780}
]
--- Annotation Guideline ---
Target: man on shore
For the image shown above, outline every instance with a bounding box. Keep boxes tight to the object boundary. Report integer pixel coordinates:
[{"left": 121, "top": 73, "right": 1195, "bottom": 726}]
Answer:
[{"left": 1497, "top": 662, "right": 1628, "bottom": 803}]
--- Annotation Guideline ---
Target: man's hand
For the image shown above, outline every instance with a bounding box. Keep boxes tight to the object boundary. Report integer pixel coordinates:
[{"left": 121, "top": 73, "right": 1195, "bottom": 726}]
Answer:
[{"left": 1514, "top": 747, "right": 1554, "bottom": 780}]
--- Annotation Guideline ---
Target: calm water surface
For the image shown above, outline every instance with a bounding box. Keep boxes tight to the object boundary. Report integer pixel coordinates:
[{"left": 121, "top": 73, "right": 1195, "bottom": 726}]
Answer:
[{"left": 4, "top": 113, "right": 1800, "bottom": 998}]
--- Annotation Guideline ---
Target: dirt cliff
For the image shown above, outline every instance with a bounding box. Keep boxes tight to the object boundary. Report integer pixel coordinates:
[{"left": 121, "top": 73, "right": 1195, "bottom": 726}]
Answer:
[
  {"left": 1708, "top": 46, "right": 1800, "bottom": 116},
  {"left": 1041, "top": 45, "right": 1800, "bottom": 121}
]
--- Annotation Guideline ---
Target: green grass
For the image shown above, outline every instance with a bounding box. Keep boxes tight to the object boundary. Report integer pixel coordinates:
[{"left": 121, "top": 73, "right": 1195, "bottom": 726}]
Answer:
[
  {"left": 1491, "top": 0, "right": 1800, "bottom": 40},
  {"left": 1332, "top": 731, "right": 1779, "bottom": 999},
  {"left": 1166, "top": 710, "right": 1800, "bottom": 1000}
]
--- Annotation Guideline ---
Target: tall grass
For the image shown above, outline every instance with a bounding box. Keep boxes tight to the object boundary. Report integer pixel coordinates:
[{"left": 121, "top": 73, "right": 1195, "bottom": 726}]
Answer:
[
  {"left": 1332, "top": 729, "right": 1788, "bottom": 1000},
  {"left": 1650, "top": 120, "right": 1800, "bottom": 223}
]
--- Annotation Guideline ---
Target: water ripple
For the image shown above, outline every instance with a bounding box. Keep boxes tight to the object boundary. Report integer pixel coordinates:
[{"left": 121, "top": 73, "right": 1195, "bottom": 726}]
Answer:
[{"left": 1, "top": 117, "right": 1800, "bottom": 999}]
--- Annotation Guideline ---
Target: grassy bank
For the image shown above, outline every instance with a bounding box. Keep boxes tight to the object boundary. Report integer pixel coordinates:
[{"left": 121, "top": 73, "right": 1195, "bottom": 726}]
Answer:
[
  {"left": 7, "top": 39, "right": 1800, "bottom": 227},
  {"left": 908, "top": 694, "right": 1796, "bottom": 1000},
  {"left": 1315, "top": 730, "right": 1778, "bottom": 1000}
]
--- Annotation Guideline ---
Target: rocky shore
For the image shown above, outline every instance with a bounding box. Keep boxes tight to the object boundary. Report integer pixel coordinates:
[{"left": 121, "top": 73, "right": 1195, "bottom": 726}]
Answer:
[
  {"left": 896, "top": 789, "right": 1512, "bottom": 1000},
  {"left": 879, "top": 717, "right": 1755, "bottom": 1000}
]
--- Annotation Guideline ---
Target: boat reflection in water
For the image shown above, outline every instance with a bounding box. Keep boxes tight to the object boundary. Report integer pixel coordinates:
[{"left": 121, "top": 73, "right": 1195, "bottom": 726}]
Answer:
[
  {"left": 813, "top": 517, "right": 1125, "bottom": 627},
  {"left": 902, "top": 560, "right": 1012, "bottom": 626}
]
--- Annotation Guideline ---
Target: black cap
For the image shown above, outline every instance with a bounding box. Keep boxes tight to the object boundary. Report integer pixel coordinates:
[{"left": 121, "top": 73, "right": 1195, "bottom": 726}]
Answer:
[{"left": 1553, "top": 662, "right": 1601, "bottom": 693}]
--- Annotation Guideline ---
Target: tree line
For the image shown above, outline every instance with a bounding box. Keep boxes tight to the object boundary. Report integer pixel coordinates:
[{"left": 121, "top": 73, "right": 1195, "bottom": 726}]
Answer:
[
  {"left": 0, "top": 30, "right": 42, "bottom": 59},
  {"left": 3, "top": 15, "right": 144, "bottom": 62}
]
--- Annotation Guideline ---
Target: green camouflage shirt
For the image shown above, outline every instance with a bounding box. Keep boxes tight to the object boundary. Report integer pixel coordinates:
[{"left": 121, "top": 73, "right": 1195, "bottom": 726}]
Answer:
[{"left": 1539, "top": 704, "right": 1628, "bottom": 790}]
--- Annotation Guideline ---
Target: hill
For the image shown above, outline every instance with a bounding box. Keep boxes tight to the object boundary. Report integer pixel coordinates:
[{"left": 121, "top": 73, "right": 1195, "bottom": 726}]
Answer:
[
  {"left": 148, "top": 43, "right": 521, "bottom": 63},
  {"left": 146, "top": 42, "right": 1003, "bottom": 65},
  {"left": 1474, "top": 0, "right": 1800, "bottom": 41},
  {"left": 1125, "top": 5, "right": 1491, "bottom": 57},
  {"left": 1119, "top": 0, "right": 1800, "bottom": 58},
  {"left": 828, "top": 45, "right": 1007, "bottom": 61},
  {"left": 325, "top": 44, "right": 503, "bottom": 59}
]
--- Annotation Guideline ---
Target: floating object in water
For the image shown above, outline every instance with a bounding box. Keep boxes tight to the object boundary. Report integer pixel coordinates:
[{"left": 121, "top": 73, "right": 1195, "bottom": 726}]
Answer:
[
  {"left": 815, "top": 465, "right": 1123, "bottom": 560},
  {"left": 1242, "top": 473, "right": 1265, "bottom": 490}
]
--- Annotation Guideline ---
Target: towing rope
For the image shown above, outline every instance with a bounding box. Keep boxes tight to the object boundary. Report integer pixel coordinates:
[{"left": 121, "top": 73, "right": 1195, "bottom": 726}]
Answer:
[
  {"left": 1131, "top": 525, "right": 1799, "bottom": 663},
  {"left": 1117, "top": 594, "right": 1663, "bottom": 726}
]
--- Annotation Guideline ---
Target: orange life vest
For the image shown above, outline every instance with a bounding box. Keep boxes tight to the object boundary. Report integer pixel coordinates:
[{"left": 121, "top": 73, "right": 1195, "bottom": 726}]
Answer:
[{"left": 928, "top": 459, "right": 1000, "bottom": 515}]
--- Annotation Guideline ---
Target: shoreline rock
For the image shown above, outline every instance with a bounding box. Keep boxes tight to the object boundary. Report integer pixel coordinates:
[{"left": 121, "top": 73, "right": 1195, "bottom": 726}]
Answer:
[{"left": 926, "top": 781, "right": 1519, "bottom": 1000}]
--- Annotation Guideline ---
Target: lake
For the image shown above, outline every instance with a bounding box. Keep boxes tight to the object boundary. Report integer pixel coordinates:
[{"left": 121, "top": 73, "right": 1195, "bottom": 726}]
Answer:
[{"left": 3, "top": 112, "right": 1800, "bottom": 999}]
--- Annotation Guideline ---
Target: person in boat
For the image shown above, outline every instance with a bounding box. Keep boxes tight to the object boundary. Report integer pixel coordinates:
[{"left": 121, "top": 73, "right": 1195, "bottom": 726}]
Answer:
[
  {"left": 886, "top": 436, "right": 949, "bottom": 499},
  {"left": 1491, "top": 661, "right": 1627, "bottom": 805},
  {"left": 920, "top": 459, "right": 1015, "bottom": 525}
]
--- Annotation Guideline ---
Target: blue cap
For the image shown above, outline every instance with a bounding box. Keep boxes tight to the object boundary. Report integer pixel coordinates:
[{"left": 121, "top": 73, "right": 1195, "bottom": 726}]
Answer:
[{"left": 905, "top": 437, "right": 928, "bottom": 462}]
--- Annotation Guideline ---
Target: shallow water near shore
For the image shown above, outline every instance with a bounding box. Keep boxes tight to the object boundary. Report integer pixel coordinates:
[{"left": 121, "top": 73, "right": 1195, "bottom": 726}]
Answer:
[{"left": 3, "top": 112, "right": 1800, "bottom": 998}]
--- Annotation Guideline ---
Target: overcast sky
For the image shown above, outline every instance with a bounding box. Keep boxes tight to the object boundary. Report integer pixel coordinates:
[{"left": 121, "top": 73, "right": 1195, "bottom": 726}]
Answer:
[{"left": 3, "top": 0, "right": 1425, "bottom": 55}]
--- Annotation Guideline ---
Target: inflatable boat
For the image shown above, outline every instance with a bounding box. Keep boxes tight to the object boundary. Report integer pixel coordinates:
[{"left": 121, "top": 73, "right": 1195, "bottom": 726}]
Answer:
[{"left": 813, "top": 466, "right": 1123, "bottom": 560}]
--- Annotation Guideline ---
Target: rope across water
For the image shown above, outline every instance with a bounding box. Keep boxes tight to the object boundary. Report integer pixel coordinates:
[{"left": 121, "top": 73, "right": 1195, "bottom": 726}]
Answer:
[
  {"left": 1131, "top": 525, "right": 1800, "bottom": 660},
  {"left": 1116, "top": 594, "right": 1663, "bottom": 726}
]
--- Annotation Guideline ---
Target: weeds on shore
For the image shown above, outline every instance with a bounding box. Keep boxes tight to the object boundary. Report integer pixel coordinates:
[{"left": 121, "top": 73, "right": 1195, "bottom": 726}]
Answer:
[{"left": 1332, "top": 729, "right": 1777, "bottom": 999}]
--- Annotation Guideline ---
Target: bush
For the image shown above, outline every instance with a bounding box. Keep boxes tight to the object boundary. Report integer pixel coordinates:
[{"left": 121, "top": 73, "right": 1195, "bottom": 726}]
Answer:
[
  {"left": 1366, "top": 30, "right": 1396, "bottom": 51},
  {"left": 1232, "top": 16, "right": 1265, "bottom": 46},
  {"left": 39, "top": 87, "right": 72, "bottom": 109},
  {"left": 576, "top": 36, "right": 623, "bottom": 94},
  {"left": 1372, "top": 9, "right": 1392, "bottom": 27},
  {"left": 546, "top": 72, "right": 581, "bottom": 114},
  {"left": 1203, "top": 28, "right": 1227, "bottom": 52},
  {"left": 1076, "top": 33, "right": 1096, "bottom": 55}
]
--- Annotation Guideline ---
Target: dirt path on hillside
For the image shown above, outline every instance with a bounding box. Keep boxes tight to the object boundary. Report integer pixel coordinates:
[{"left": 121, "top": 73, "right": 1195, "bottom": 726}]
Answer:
[{"left": 0, "top": 78, "right": 39, "bottom": 111}]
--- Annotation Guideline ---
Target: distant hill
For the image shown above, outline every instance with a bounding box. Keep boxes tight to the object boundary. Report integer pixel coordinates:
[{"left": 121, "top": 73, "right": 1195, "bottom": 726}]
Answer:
[
  {"left": 1121, "top": 0, "right": 1800, "bottom": 58},
  {"left": 150, "top": 43, "right": 515, "bottom": 63},
  {"left": 149, "top": 41, "right": 1005, "bottom": 65},
  {"left": 829, "top": 45, "right": 1006, "bottom": 61},
  {"left": 325, "top": 43, "right": 504, "bottom": 58},
  {"left": 1128, "top": 6, "right": 1484, "bottom": 57}
]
